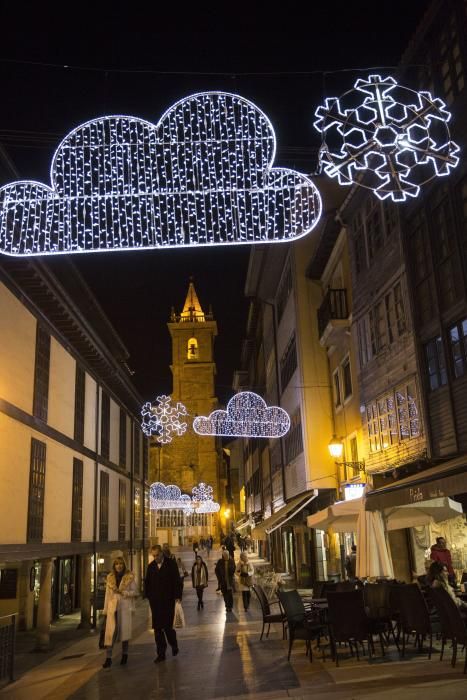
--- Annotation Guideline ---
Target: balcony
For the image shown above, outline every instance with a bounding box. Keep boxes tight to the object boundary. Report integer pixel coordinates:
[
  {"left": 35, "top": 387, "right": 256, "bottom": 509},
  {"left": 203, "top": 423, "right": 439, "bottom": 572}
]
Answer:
[{"left": 317, "top": 288, "right": 350, "bottom": 347}]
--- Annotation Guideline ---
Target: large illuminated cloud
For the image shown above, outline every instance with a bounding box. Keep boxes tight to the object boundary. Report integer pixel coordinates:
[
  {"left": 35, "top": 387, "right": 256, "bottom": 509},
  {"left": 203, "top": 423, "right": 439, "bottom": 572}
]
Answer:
[
  {"left": 0, "top": 92, "right": 322, "bottom": 256},
  {"left": 193, "top": 391, "right": 290, "bottom": 438}
]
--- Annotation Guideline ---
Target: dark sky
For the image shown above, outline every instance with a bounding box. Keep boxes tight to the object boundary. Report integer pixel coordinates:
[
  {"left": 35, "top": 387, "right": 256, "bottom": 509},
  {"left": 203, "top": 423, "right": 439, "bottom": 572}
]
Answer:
[{"left": 0, "top": 1, "right": 431, "bottom": 403}]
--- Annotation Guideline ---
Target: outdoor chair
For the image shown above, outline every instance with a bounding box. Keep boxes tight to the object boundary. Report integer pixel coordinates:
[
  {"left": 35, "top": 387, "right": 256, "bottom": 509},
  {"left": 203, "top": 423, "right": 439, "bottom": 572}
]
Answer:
[
  {"left": 336, "top": 581, "right": 357, "bottom": 592},
  {"left": 392, "top": 583, "right": 439, "bottom": 659},
  {"left": 326, "top": 590, "right": 374, "bottom": 666},
  {"left": 364, "top": 583, "right": 399, "bottom": 651},
  {"left": 252, "top": 584, "right": 286, "bottom": 641},
  {"left": 278, "top": 589, "right": 326, "bottom": 663},
  {"left": 429, "top": 587, "right": 467, "bottom": 673}
]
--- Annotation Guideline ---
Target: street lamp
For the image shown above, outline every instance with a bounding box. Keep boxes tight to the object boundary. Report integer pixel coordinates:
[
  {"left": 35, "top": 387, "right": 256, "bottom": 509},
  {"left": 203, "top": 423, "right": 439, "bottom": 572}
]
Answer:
[{"left": 328, "top": 435, "right": 366, "bottom": 472}]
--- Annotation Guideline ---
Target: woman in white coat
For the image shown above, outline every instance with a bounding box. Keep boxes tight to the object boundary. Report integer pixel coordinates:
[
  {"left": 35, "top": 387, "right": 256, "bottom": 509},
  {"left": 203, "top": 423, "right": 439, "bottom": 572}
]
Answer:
[
  {"left": 102, "top": 557, "right": 138, "bottom": 668},
  {"left": 236, "top": 552, "right": 254, "bottom": 611}
]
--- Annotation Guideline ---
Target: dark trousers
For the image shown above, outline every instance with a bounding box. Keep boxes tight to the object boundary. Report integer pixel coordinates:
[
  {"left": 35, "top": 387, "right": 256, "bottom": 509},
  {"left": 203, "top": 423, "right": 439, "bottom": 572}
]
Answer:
[
  {"left": 221, "top": 587, "right": 233, "bottom": 610},
  {"left": 242, "top": 590, "right": 251, "bottom": 610},
  {"left": 154, "top": 626, "right": 178, "bottom": 657},
  {"left": 196, "top": 586, "right": 205, "bottom": 603}
]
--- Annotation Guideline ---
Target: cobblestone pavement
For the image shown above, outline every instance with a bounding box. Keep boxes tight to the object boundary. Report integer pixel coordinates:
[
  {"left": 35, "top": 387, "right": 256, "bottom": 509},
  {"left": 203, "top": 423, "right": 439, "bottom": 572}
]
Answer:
[{"left": 2, "top": 549, "right": 466, "bottom": 699}]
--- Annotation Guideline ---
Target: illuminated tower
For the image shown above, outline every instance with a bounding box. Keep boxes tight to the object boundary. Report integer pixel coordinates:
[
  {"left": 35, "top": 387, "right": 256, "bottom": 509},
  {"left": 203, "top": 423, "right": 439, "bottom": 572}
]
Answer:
[{"left": 149, "top": 280, "right": 222, "bottom": 545}]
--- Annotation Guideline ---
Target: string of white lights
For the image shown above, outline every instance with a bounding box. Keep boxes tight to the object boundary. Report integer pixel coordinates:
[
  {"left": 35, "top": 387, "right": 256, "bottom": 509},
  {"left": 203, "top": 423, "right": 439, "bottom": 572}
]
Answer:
[
  {"left": 314, "top": 74, "right": 459, "bottom": 202},
  {"left": 141, "top": 395, "right": 188, "bottom": 443},
  {"left": 0, "top": 92, "right": 322, "bottom": 256},
  {"left": 193, "top": 390, "right": 290, "bottom": 438}
]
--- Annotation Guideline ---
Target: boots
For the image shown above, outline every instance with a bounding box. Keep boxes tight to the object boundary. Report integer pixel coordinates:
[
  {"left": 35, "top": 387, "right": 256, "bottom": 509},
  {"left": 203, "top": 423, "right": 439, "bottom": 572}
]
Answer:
[
  {"left": 102, "top": 658, "right": 112, "bottom": 669},
  {"left": 120, "top": 654, "right": 128, "bottom": 665}
]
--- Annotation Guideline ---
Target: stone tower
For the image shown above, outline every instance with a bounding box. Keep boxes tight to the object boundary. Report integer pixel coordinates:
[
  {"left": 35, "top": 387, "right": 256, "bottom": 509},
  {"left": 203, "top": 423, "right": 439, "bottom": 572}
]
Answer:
[{"left": 149, "top": 280, "right": 223, "bottom": 524}]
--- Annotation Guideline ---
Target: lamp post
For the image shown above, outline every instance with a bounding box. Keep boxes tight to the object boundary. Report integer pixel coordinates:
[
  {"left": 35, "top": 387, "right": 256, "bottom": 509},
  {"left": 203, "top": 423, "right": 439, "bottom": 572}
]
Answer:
[{"left": 327, "top": 435, "right": 366, "bottom": 473}]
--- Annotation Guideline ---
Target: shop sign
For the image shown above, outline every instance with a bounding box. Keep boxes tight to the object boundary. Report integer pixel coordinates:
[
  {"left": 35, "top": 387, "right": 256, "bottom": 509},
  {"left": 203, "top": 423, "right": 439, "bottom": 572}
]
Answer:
[{"left": 344, "top": 483, "right": 365, "bottom": 501}]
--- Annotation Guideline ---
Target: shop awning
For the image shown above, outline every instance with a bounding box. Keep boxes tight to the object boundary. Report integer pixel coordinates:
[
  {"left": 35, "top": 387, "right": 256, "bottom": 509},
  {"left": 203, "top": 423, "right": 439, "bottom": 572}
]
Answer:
[
  {"left": 366, "top": 455, "right": 467, "bottom": 511},
  {"left": 251, "top": 490, "right": 318, "bottom": 540},
  {"left": 235, "top": 518, "right": 252, "bottom": 531},
  {"left": 384, "top": 497, "right": 463, "bottom": 530},
  {"left": 307, "top": 494, "right": 464, "bottom": 533},
  {"left": 306, "top": 498, "right": 360, "bottom": 532}
]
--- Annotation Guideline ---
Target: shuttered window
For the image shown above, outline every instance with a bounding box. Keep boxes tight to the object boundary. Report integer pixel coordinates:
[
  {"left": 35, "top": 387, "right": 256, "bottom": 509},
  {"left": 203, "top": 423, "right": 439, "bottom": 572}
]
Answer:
[{"left": 27, "top": 439, "right": 46, "bottom": 543}]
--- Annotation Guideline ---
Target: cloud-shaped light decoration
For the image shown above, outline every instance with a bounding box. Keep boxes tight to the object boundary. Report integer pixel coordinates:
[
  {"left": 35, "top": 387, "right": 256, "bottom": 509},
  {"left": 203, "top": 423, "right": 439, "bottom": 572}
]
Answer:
[
  {"left": 192, "top": 391, "right": 290, "bottom": 438},
  {"left": 149, "top": 482, "right": 193, "bottom": 511},
  {"left": 0, "top": 92, "right": 322, "bottom": 256},
  {"left": 314, "top": 75, "right": 459, "bottom": 202}
]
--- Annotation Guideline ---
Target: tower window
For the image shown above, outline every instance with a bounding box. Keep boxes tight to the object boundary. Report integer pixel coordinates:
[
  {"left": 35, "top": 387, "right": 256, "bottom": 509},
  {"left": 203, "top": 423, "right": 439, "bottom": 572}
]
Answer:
[{"left": 187, "top": 337, "right": 199, "bottom": 359}]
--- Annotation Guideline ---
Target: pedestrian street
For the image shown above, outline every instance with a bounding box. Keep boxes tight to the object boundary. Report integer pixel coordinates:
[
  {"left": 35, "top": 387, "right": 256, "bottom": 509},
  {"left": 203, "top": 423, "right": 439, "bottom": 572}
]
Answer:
[{"left": 2, "top": 549, "right": 466, "bottom": 700}]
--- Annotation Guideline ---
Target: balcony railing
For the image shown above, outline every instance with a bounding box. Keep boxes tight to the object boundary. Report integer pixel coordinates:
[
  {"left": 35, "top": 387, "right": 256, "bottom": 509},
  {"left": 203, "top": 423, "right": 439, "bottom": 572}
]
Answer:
[{"left": 317, "top": 288, "right": 349, "bottom": 339}]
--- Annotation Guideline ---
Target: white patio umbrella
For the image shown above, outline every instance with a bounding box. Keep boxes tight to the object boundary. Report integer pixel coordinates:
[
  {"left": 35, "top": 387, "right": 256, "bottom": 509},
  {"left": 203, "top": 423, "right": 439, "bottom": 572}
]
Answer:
[
  {"left": 306, "top": 499, "right": 360, "bottom": 533},
  {"left": 356, "top": 496, "right": 394, "bottom": 579},
  {"left": 384, "top": 497, "right": 463, "bottom": 531}
]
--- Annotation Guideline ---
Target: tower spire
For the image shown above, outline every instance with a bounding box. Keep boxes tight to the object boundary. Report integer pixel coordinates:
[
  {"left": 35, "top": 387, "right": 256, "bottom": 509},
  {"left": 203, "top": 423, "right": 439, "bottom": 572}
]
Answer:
[{"left": 180, "top": 279, "right": 205, "bottom": 322}]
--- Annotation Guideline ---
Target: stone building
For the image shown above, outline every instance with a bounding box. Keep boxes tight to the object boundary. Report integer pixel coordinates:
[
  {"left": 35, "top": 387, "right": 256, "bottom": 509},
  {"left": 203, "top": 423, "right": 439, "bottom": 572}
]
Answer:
[{"left": 149, "top": 281, "right": 225, "bottom": 546}]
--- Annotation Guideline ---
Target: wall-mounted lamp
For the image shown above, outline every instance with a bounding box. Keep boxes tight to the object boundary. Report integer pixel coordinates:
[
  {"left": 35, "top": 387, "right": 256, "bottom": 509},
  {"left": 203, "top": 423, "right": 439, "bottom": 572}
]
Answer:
[{"left": 328, "top": 435, "right": 366, "bottom": 473}]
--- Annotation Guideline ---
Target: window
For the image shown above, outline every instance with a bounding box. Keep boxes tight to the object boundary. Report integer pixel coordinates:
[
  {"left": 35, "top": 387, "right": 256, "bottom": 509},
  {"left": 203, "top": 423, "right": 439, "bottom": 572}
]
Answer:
[
  {"left": 432, "top": 196, "right": 461, "bottom": 309},
  {"left": 333, "top": 369, "right": 342, "bottom": 408},
  {"left": 119, "top": 408, "right": 126, "bottom": 469},
  {"left": 348, "top": 437, "right": 360, "bottom": 479},
  {"left": 99, "top": 471, "right": 109, "bottom": 542},
  {"left": 270, "top": 441, "right": 282, "bottom": 476},
  {"left": 439, "top": 15, "right": 464, "bottom": 105},
  {"left": 460, "top": 178, "right": 467, "bottom": 260},
  {"left": 187, "top": 337, "right": 199, "bottom": 360},
  {"left": 144, "top": 488, "right": 149, "bottom": 540},
  {"left": 284, "top": 410, "right": 303, "bottom": 463},
  {"left": 370, "top": 301, "right": 387, "bottom": 354},
  {"left": 352, "top": 212, "right": 366, "bottom": 275},
  {"left": 142, "top": 438, "right": 148, "bottom": 480},
  {"left": 134, "top": 424, "right": 141, "bottom": 477},
  {"left": 280, "top": 334, "right": 297, "bottom": 390},
  {"left": 395, "top": 383, "right": 420, "bottom": 440},
  {"left": 100, "top": 392, "right": 110, "bottom": 459},
  {"left": 393, "top": 283, "right": 406, "bottom": 336},
  {"left": 342, "top": 357, "right": 352, "bottom": 400},
  {"left": 449, "top": 318, "right": 467, "bottom": 378},
  {"left": 276, "top": 263, "right": 292, "bottom": 323},
  {"left": 366, "top": 384, "right": 419, "bottom": 452},
  {"left": 71, "top": 458, "right": 83, "bottom": 541},
  {"left": 425, "top": 337, "right": 448, "bottom": 390},
  {"left": 357, "top": 317, "right": 371, "bottom": 368},
  {"left": 27, "top": 439, "right": 46, "bottom": 542},
  {"left": 134, "top": 487, "right": 141, "bottom": 540},
  {"left": 119, "top": 480, "right": 127, "bottom": 541},
  {"left": 74, "top": 365, "right": 85, "bottom": 443},
  {"left": 408, "top": 212, "right": 435, "bottom": 326},
  {"left": 366, "top": 200, "right": 383, "bottom": 261},
  {"left": 33, "top": 325, "right": 50, "bottom": 421}
]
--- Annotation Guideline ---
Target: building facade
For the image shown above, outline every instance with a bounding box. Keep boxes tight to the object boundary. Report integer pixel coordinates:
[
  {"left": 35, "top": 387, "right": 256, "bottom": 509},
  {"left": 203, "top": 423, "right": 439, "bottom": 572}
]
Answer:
[{"left": 0, "top": 254, "right": 148, "bottom": 645}]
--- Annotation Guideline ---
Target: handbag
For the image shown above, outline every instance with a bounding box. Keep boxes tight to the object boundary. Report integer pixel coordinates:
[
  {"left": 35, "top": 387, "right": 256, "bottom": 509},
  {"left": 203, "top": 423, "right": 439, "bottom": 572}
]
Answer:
[
  {"left": 173, "top": 600, "right": 186, "bottom": 628},
  {"left": 240, "top": 572, "right": 253, "bottom": 587}
]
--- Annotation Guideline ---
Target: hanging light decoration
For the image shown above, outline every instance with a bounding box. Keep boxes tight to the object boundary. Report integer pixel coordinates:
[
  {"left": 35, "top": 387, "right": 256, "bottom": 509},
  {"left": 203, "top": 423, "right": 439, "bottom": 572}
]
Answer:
[
  {"left": 314, "top": 74, "right": 459, "bottom": 202},
  {"left": 149, "top": 482, "right": 193, "bottom": 511},
  {"left": 192, "top": 482, "right": 220, "bottom": 514},
  {"left": 141, "top": 395, "right": 187, "bottom": 443},
  {"left": 193, "top": 391, "right": 290, "bottom": 438},
  {"left": 0, "top": 92, "right": 322, "bottom": 256}
]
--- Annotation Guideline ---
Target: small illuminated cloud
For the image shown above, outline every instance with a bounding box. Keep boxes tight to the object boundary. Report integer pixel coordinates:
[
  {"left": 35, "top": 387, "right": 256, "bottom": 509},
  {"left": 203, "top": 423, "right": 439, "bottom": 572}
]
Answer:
[
  {"left": 0, "top": 92, "right": 321, "bottom": 256},
  {"left": 193, "top": 391, "right": 290, "bottom": 438},
  {"left": 149, "top": 482, "right": 193, "bottom": 511}
]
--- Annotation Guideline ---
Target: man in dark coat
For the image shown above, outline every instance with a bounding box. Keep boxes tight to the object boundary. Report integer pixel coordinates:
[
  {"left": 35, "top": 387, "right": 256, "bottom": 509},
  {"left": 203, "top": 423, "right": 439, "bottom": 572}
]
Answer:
[
  {"left": 145, "top": 545, "right": 182, "bottom": 662},
  {"left": 215, "top": 549, "right": 236, "bottom": 612}
]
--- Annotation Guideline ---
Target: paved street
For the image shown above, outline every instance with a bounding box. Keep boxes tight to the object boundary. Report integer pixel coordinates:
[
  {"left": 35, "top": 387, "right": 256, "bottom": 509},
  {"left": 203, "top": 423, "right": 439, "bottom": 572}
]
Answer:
[{"left": 2, "top": 550, "right": 466, "bottom": 700}]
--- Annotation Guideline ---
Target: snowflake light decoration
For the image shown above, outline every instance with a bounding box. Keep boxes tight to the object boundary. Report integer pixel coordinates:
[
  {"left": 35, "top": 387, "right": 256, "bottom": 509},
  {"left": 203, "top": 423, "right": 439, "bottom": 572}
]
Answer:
[
  {"left": 192, "top": 483, "right": 221, "bottom": 514},
  {"left": 192, "top": 391, "right": 290, "bottom": 438},
  {"left": 141, "top": 395, "right": 187, "bottom": 444},
  {"left": 314, "top": 75, "right": 460, "bottom": 202},
  {"left": 149, "top": 482, "right": 193, "bottom": 511},
  {"left": 0, "top": 92, "right": 322, "bottom": 256}
]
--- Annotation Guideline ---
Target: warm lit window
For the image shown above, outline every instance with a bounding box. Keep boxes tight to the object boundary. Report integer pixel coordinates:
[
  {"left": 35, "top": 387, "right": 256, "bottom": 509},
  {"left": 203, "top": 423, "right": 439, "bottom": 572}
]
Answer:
[{"left": 187, "top": 337, "right": 199, "bottom": 359}]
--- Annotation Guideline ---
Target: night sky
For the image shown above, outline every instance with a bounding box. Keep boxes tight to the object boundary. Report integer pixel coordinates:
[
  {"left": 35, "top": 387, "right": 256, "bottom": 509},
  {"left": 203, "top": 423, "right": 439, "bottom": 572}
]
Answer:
[{"left": 0, "top": 1, "right": 430, "bottom": 403}]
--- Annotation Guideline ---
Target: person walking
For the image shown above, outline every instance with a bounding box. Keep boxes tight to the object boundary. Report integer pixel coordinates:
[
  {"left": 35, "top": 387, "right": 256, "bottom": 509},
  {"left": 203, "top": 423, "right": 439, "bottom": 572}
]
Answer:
[
  {"left": 192, "top": 539, "right": 199, "bottom": 557},
  {"left": 215, "top": 549, "right": 236, "bottom": 612},
  {"left": 101, "top": 557, "right": 138, "bottom": 669},
  {"left": 430, "top": 537, "right": 456, "bottom": 585},
  {"left": 145, "top": 545, "right": 182, "bottom": 663},
  {"left": 205, "top": 536, "right": 212, "bottom": 559},
  {"left": 191, "top": 554, "right": 209, "bottom": 610},
  {"left": 224, "top": 533, "right": 236, "bottom": 559},
  {"left": 236, "top": 552, "right": 254, "bottom": 611},
  {"left": 176, "top": 557, "right": 188, "bottom": 599}
]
